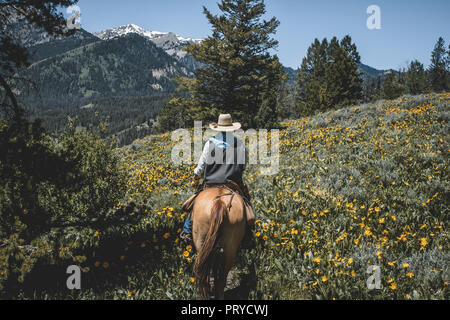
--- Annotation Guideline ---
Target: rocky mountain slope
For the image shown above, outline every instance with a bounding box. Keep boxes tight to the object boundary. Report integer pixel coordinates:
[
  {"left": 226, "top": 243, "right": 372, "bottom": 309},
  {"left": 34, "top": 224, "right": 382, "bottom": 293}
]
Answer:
[
  {"left": 93, "top": 24, "right": 202, "bottom": 63},
  {"left": 21, "top": 33, "right": 189, "bottom": 108}
]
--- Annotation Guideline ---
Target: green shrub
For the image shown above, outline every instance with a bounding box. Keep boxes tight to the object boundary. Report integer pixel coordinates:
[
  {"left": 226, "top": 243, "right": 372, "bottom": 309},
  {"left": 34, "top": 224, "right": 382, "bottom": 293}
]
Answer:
[{"left": 0, "top": 118, "right": 138, "bottom": 295}]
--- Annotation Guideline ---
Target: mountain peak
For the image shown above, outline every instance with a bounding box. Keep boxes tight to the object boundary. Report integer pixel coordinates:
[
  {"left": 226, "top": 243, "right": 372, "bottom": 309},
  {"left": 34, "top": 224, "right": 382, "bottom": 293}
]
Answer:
[
  {"left": 93, "top": 24, "right": 201, "bottom": 43},
  {"left": 116, "top": 24, "right": 146, "bottom": 34},
  {"left": 93, "top": 24, "right": 202, "bottom": 60},
  {"left": 93, "top": 24, "right": 164, "bottom": 40}
]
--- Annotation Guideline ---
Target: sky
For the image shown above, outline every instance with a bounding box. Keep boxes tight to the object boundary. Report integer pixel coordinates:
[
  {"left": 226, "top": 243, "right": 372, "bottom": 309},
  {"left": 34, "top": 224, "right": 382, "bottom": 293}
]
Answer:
[{"left": 73, "top": 0, "right": 450, "bottom": 70}]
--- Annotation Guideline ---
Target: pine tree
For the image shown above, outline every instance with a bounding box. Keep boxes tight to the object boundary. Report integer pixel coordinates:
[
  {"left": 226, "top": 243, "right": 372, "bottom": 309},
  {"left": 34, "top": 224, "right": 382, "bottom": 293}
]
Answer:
[
  {"left": 362, "top": 78, "right": 377, "bottom": 102},
  {"left": 428, "top": 37, "right": 449, "bottom": 92},
  {"left": 175, "top": 0, "right": 284, "bottom": 128},
  {"left": 382, "top": 71, "right": 406, "bottom": 99},
  {"left": 338, "top": 35, "right": 363, "bottom": 104},
  {"left": 157, "top": 97, "right": 186, "bottom": 132},
  {"left": 296, "top": 36, "right": 362, "bottom": 115},
  {"left": 296, "top": 38, "right": 328, "bottom": 115},
  {"left": 406, "top": 60, "right": 429, "bottom": 94},
  {"left": 255, "top": 58, "right": 285, "bottom": 128},
  {"left": 277, "top": 81, "right": 297, "bottom": 119},
  {"left": 255, "top": 88, "right": 278, "bottom": 129},
  {"left": 376, "top": 76, "right": 382, "bottom": 95}
]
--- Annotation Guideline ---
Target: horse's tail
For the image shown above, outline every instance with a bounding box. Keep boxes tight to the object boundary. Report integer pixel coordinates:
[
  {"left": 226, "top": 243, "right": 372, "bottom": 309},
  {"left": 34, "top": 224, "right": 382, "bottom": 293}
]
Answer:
[{"left": 194, "top": 198, "right": 227, "bottom": 299}]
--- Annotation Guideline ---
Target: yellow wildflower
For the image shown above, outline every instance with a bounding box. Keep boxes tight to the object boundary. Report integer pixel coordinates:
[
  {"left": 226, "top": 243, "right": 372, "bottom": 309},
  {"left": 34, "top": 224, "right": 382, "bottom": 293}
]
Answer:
[{"left": 419, "top": 237, "right": 428, "bottom": 247}]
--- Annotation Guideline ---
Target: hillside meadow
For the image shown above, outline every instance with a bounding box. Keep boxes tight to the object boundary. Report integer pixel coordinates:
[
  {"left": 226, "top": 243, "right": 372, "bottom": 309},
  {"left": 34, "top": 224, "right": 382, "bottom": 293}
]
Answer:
[{"left": 7, "top": 93, "right": 449, "bottom": 300}]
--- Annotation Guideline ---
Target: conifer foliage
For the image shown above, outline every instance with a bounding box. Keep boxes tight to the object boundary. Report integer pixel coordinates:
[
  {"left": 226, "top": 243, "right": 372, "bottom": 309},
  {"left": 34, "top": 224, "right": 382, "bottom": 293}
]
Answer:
[
  {"left": 296, "top": 36, "right": 362, "bottom": 115},
  {"left": 406, "top": 60, "right": 429, "bottom": 95},
  {"left": 382, "top": 71, "right": 406, "bottom": 100},
  {"left": 159, "top": 0, "right": 285, "bottom": 130},
  {"left": 428, "top": 37, "right": 449, "bottom": 92}
]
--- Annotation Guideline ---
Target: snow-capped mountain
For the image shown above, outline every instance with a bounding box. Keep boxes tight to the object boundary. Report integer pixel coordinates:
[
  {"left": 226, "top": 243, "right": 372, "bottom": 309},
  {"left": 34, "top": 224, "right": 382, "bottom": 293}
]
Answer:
[{"left": 93, "top": 24, "right": 202, "bottom": 60}]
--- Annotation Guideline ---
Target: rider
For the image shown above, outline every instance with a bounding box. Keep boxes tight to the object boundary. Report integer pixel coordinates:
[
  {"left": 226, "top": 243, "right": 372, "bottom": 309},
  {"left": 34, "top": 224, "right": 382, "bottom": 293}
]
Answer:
[{"left": 180, "top": 114, "right": 254, "bottom": 242}]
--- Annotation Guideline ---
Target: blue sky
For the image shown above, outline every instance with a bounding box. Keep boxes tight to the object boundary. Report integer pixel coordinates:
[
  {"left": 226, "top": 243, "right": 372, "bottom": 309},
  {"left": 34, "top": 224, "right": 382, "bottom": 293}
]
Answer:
[{"left": 73, "top": 0, "right": 450, "bottom": 70}]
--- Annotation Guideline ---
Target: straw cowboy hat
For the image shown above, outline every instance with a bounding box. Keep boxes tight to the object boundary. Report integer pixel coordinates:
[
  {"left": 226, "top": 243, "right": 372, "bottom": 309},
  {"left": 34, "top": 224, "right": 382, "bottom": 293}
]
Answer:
[{"left": 209, "top": 114, "right": 241, "bottom": 132}]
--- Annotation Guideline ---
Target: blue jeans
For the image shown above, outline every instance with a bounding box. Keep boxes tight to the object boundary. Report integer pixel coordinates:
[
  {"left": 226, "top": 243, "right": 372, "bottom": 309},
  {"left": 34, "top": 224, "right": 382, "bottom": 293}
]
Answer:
[{"left": 183, "top": 216, "right": 192, "bottom": 234}]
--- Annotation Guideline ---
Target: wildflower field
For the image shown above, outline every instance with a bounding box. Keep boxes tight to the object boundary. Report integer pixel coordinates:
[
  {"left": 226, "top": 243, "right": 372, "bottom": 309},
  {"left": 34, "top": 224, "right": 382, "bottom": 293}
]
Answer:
[{"left": 9, "top": 93, "right": 449, "bottom": 300}]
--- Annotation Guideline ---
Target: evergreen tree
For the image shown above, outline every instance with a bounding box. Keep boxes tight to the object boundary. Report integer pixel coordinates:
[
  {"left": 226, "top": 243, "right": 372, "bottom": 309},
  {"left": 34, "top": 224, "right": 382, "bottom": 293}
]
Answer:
[
  {"left": 255, "top": 59, "right": 285, "bottom": 128},
  {"left": 157, "top": 96, "right": 189, "bottom": 132},
  {"left": 296, "top": 35, "right": 362, "bottom": 115},
  {"left": 338, "top": 35, "right": 363, "bottom": 104},
  {"left": 296, "top": 38, "right": 328, "bottom": 115},
  {"left": 428, "top": 37, "right": 449, "bottom": 92},
  {"left": 362, "top": 77, "right": 377, "bottom": 102},
  {"left": 406, "top": 60, "right": 429, "bottom": 94},
  {"left": 174, "top": 0, "right": 285, "bottom": 128},
  {"left": 255, "top": 88, "right": 278, "bottom": 129},
  {"left": 382, "top": 71, "right": 406, "bottom": 99},
  {"left": 376, "top": 76, "right": 382, "bottom": 95},
  {"left": 277, "top": 81, "right": 297, "bottom": 120}
]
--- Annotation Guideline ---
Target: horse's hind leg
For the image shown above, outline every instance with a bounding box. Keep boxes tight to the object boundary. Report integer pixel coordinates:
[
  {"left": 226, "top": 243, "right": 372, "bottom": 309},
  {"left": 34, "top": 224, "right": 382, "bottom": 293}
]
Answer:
[
  {"left": 193, "top": 221, "right": 211, "bottom": 299},
  {"left": 215, "top": 241, "right": 241, "bottom": 299}
]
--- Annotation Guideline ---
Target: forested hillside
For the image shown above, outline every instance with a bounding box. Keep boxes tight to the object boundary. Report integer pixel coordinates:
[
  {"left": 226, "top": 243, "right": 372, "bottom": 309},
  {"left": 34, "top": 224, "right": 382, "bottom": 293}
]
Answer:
[
  {"left": 20, "top": 33, "right": 187, "bottom": 108},
  {"left": 27, "top": 28, "right": 100, "bottom": 63},
  {"left": 17, "top": 33, "right": 192, "bottom": 144}
]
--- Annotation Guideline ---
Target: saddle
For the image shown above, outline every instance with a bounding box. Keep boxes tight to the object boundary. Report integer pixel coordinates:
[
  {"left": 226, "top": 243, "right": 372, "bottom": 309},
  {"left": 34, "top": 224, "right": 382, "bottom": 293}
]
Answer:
[{"left": 181, "top": 182, "right": 255, "bottom": 226}]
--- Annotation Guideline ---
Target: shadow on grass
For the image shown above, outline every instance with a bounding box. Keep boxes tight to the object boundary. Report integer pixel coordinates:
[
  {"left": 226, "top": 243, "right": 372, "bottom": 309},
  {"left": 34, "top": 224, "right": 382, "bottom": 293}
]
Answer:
[
  {"left": 3, "top": 225, "right": 185, "bottom": 299},
  {"left": 224, "top": 262, "right": 257, "bottom": 300}
]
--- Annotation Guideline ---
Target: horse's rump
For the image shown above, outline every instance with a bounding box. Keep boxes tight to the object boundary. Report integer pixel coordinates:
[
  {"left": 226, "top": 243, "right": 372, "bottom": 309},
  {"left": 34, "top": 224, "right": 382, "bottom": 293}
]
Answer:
[
  {"left": 192, "top": 187, "right": 247, "bottom": 299},
  {"left": 182, "top": 183, "right": 255, "bottom": 225}
]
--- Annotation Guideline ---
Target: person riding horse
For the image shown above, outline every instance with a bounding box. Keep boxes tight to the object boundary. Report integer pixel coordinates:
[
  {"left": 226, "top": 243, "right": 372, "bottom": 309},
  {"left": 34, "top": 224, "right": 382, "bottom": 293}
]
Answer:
[{"left": 180, "top": 114, "right": 255, "bottom": 242}]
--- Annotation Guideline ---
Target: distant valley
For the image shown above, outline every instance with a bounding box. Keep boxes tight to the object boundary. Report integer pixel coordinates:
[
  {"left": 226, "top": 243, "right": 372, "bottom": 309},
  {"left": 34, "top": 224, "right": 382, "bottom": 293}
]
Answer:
[{"left": 16, "top": 24, "right": 390, "bottom": 145}]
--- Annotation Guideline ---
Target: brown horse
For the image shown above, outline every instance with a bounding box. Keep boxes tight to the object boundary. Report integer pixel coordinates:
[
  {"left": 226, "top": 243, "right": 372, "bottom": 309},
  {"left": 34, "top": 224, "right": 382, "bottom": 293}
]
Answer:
[{"left": 191, "top": 187, "right": 247, "bottom": 300}]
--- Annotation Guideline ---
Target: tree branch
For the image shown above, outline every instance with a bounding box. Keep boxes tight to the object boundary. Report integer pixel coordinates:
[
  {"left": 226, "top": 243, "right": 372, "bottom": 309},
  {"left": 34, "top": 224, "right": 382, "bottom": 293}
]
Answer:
[{"left": 0, "top": 73, "right": 23, "bottom": 121}]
